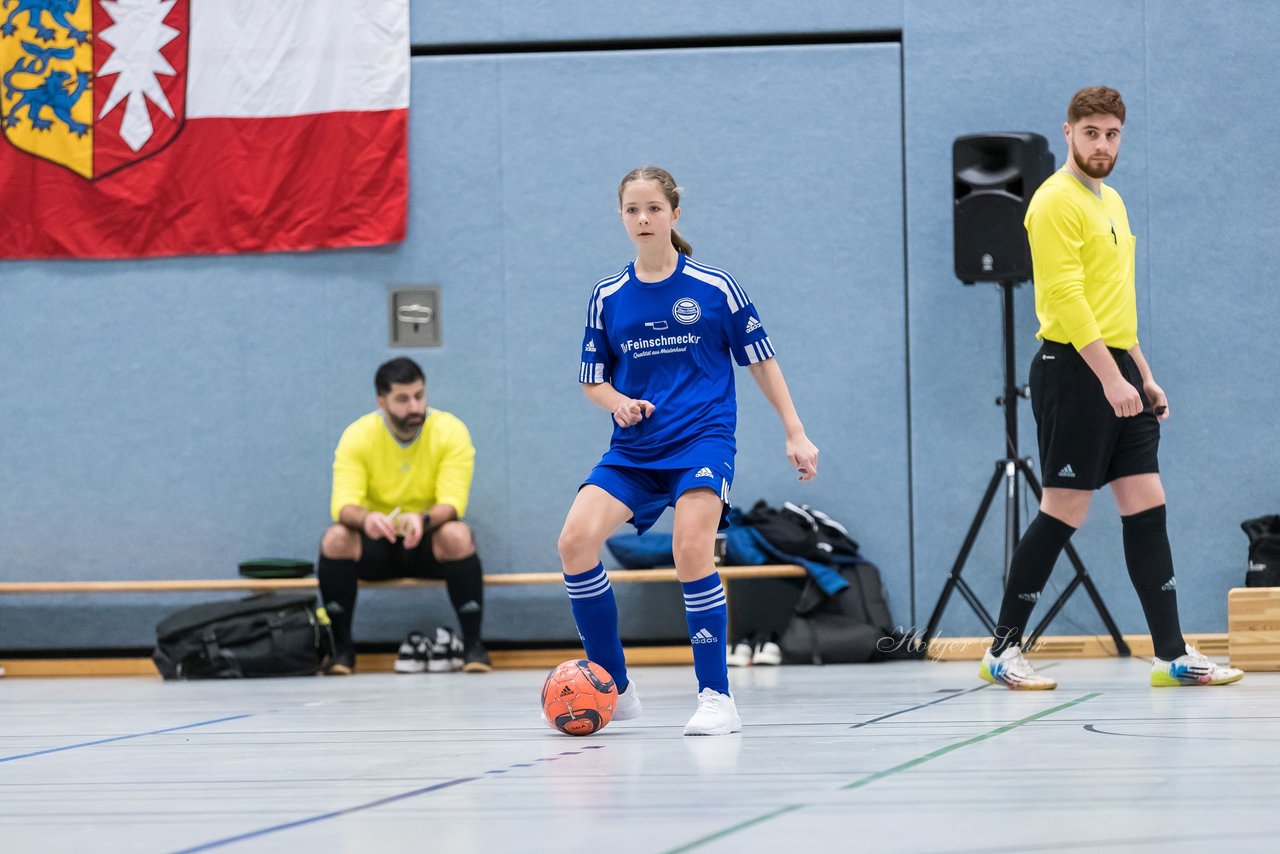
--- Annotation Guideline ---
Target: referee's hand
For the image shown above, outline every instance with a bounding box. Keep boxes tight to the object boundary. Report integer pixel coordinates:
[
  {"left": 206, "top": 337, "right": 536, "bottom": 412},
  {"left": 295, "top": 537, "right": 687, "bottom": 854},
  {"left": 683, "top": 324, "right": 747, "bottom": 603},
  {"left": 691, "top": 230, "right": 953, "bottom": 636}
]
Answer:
[{"left": 1103, "top": 378, "right": 1144, "bottom": 418}]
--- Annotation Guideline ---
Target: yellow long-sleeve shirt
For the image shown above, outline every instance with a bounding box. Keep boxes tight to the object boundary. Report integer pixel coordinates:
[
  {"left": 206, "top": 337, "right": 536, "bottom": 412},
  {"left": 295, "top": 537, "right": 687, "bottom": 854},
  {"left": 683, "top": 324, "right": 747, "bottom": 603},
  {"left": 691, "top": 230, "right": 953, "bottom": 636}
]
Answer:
[
  {"left": 1025, "top": 169, "right": 1138, "bottom": 350},
  {"left": 330, "top": 409, "right": 475, "bottom": 521}
]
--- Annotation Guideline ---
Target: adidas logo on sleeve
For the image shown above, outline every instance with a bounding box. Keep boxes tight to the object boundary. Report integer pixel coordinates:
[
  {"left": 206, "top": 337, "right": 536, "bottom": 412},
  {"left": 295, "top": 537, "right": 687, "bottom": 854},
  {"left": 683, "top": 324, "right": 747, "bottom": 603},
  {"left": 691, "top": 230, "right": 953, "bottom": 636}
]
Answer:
[
  {"left": 584, "top": 340, "right": 597, "bottom": 352},
  {"left": 744, "top": 316, "right": 762, "bottom": 334}
]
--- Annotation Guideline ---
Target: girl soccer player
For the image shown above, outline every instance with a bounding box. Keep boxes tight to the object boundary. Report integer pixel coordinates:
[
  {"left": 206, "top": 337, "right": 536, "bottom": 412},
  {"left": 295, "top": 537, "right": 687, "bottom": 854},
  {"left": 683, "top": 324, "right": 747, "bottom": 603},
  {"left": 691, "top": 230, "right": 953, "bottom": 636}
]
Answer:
[{"left": 557, "top": 166, "right": 819, "bottom": 735}]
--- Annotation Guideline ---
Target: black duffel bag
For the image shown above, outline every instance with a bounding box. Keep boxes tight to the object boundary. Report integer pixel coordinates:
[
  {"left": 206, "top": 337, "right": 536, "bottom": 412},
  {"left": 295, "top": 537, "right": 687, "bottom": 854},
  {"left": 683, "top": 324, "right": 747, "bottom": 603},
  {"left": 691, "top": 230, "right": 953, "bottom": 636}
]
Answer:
[
  {"left": 779, "top": 562, "right": 896, "bottom": 665},
  {"left": 1243, "top": 515, "right": 1280, "bottom": 587},
  {"left": 152, "top": 592, "right": 335, "bottom": 679}
]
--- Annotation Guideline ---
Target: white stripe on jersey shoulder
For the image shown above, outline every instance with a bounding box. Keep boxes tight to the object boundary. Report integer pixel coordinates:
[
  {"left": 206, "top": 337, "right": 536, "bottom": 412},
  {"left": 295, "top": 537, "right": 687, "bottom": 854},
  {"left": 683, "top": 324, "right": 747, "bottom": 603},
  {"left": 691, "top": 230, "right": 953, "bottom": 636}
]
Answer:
[
  {"left": 587, "top": 267, "right": 630, "bottom": 329},
  {"left": 682, "top": 258, "right": 748, "bottom": 313}
]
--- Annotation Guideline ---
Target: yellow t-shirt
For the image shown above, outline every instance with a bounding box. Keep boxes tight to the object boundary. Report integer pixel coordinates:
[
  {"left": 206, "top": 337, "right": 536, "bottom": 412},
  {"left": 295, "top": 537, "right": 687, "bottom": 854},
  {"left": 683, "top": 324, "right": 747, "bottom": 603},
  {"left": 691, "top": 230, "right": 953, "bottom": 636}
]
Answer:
[
  {"left": 330, "top": 409, "right": 475, "bottom": 521},
  {"left": 1025, "top": 169, "right": 1138, "bottom": 350}
]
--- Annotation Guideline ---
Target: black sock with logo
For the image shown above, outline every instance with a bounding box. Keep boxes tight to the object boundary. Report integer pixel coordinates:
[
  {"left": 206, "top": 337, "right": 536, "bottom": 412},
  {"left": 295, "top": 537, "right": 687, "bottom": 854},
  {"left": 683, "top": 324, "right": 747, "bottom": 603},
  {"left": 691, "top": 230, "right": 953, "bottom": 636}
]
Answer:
[
  {"left": 990, "top": 512, "right": 1077, "bottom": 657},
  {"left": 439, "top": 554, "right": 484, "bottom": 647},
  {"left": 1122, "top": 505, "right": 1186, "bottom": 661}
]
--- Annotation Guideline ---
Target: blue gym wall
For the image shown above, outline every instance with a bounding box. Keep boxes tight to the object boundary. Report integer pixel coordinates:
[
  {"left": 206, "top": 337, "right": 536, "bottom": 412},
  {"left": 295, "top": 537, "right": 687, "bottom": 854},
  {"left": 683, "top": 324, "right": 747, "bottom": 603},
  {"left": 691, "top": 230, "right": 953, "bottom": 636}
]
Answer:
[{"left": 1, "top": 1, "right": 1275, "bottom": 651}]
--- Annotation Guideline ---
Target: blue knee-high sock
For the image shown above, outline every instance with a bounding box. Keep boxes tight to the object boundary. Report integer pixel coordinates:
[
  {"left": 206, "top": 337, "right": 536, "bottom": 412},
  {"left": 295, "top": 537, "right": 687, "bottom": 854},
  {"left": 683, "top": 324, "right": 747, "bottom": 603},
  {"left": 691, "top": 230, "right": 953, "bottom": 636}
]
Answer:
[
  {"left": 564, "top": 563, "right": 628, "bottom": 693},
  {"left": 683, "top": 572, "right": 729, "bottom": 696}
]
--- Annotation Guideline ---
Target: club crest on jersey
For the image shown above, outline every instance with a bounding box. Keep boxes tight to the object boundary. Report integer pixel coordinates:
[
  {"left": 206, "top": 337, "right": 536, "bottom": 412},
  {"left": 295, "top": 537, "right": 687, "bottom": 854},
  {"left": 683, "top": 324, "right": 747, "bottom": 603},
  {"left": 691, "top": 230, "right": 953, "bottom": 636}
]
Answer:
[
  {"left": 1, "top": 0, "right": 190, "bottom": 179},
  {"left": 672, "top": 297, "right": 700, "bottom": 325}
]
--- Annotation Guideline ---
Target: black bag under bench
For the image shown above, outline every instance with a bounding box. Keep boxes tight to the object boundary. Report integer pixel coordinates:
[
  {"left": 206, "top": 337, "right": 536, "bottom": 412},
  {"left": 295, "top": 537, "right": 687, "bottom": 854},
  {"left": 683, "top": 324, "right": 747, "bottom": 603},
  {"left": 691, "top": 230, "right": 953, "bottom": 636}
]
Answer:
[{"left": 152, "top": 592, "right": 334, "bottom": 679}]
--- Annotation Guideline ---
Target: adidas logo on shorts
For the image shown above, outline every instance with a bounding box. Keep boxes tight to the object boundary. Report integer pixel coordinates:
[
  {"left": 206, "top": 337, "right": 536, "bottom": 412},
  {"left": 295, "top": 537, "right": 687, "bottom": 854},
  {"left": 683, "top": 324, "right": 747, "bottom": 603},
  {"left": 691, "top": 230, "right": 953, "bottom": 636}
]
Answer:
[
  {"left": 695, "top": 467, "right": 715, "bottom": 478},
  {"left": 1058, "top": 464, "right": 1076, "bottom": 478},
  {"left": 1162, "top": 577, "right": 1177, "bottom": 592}
]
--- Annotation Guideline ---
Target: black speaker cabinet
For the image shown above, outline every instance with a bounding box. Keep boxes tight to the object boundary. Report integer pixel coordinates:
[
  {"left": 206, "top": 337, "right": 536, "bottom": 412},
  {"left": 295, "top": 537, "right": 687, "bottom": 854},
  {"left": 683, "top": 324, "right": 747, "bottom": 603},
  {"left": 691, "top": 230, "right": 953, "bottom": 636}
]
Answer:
[{"left": 953, "top": 132, "right": 1055, "bottom": 284}]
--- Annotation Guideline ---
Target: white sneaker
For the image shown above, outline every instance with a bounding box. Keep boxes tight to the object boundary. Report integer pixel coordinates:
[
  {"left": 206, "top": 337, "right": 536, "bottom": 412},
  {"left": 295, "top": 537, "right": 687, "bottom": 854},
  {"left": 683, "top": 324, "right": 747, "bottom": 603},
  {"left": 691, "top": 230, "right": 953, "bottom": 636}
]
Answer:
[
  {"left": 392, "top": 631, "right": 430, "bottom": 674},
  {"left": 979, "top": 645, "right": 1057, "bottom": 690},
  {"left": 613, "top": 681, "right": 642, "bottom": 721},
  {"left": 1151, "top": 644, "right": 1244, "bottom": 687},
  {"left": 726, "top": 639, "right": 753, "bottom": 668},
  {"left": 427, "top": 627, "right": 464, "bottom": 672},
  {"left": 752, "top": 635, "right": 782, "bottom": 666},
  {"left": 683, "top": 688, "right": 742, "bottom": 736}
]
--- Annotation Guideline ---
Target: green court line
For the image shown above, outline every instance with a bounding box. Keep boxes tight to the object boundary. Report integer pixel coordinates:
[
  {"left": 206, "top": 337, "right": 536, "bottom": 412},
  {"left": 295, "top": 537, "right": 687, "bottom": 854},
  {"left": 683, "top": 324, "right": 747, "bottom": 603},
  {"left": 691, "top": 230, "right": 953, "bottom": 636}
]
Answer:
[
  {"left": 661, "top": 692, "right": 1100, "bottom": 853},
  {"left": 842, "top": 692, "right": 1100, "bottom": 790},
  {"left": 662, "top": 804, "right": 805, "bottom": 854}
]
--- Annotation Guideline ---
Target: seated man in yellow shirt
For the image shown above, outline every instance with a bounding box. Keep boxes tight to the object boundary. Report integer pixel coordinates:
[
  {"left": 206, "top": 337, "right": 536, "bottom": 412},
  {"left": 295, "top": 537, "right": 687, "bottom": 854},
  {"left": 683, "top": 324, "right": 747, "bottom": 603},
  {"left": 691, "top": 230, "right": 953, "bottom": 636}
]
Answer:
[{"left": 319, "top": 357, "right": 489, "bottom": 674}]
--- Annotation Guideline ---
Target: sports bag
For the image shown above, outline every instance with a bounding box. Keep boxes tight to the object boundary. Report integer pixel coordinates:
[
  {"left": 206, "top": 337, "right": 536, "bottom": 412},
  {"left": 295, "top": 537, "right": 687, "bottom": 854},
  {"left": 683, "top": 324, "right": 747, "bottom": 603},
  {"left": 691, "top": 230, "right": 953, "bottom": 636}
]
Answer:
[
  {"left": 779, "top": 562, "right": 895, "bottom": 665},
  {"left": 741, "top": 500, "right": 862, "bottom": 565},
  {"left": 1242, "top": 515, "right": 1280, "bottom": 587},
  {"left": 152, "top": 592, "right": 335, "bottom": 679}
]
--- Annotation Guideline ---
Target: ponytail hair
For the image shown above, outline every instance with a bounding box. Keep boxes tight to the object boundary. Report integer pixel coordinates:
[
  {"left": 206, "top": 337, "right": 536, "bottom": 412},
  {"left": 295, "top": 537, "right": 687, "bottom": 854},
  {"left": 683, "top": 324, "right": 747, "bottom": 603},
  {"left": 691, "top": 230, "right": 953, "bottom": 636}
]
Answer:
[{"left": 618, "top": 165, "right": 692, "bottom": 257}]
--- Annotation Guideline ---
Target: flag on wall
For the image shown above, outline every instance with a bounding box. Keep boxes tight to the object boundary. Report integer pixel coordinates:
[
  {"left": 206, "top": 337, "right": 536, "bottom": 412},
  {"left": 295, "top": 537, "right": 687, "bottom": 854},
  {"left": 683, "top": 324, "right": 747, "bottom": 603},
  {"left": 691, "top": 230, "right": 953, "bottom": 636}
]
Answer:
[{"left": 0, "top": 0, "right": 408, "bottom": 258}]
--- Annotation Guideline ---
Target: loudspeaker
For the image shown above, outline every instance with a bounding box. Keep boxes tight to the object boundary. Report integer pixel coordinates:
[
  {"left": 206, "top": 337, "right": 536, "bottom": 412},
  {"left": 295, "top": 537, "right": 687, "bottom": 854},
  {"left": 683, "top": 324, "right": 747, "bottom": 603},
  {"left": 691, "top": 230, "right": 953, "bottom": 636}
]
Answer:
[{"left": 953, "top": 132, "right": 1055, "bottom": 284}]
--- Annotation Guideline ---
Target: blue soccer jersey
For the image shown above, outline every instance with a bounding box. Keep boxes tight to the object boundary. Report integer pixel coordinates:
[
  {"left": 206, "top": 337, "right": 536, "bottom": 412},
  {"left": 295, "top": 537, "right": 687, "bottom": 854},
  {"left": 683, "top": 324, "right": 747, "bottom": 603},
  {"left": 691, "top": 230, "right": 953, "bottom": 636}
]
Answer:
[{"left": 578, "top": 254, "right": 774, "bottom": 470}]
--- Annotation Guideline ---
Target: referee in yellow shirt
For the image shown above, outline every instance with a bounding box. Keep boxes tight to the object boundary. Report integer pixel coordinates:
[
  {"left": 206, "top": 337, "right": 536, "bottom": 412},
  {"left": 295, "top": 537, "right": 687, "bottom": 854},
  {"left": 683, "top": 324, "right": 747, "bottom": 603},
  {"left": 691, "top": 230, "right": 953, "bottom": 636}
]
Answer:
[
  {"left": 319, "top": 358, "right": 490, "bottom": 674},
  {"left": 979, "top": 87, "right": 1241, "bottom": 690}
]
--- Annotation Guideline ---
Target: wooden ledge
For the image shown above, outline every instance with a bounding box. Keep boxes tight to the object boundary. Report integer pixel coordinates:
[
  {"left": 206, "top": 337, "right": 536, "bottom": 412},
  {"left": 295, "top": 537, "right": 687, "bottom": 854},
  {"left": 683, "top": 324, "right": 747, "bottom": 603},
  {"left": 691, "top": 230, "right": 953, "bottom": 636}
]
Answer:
[{"left": 0, "top": 565, "right": 805, "bottom": 595}]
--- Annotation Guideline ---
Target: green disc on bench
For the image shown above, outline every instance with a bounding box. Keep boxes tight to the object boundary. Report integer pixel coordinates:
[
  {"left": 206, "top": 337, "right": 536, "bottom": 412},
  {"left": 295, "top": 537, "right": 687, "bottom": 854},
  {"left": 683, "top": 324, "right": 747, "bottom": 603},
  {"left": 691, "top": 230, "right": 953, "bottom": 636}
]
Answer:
[{"left": 238, "top": 558, "right": 315, "bottom": 579}]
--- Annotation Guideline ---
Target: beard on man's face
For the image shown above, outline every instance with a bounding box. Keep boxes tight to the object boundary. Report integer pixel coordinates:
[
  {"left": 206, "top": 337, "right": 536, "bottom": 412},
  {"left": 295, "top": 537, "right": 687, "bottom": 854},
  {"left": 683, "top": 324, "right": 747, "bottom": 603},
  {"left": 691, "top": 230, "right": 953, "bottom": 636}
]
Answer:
[
  {"left": 390, "top": 411, "right": 424, "bottom": 434},
  {"left": 1072, "top": 142, "right": 1116, "bottom": 179}
]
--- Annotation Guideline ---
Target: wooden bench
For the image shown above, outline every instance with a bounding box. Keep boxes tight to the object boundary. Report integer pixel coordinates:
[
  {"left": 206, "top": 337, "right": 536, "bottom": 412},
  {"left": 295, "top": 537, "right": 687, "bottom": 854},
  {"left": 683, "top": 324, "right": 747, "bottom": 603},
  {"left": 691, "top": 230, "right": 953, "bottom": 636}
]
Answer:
[
  {"left": 0, "top": 566, "right": 806, "bottom": 676},
  {"left": 0, "top": 565, "right": 804, "bottom": 595}
]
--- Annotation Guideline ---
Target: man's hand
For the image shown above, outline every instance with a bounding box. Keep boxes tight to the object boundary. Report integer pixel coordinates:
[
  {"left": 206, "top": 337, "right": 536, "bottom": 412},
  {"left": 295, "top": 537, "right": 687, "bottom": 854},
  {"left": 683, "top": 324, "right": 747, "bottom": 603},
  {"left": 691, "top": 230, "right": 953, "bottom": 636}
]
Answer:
[
  {"left": 613, "top": 398, "right": 655, "bottom": 428},
  {"left": 787, "top": 434, "right": 819, "bottom": 481},
  {"left": 397, "top": 512, "right": 426, "bottom": 549},
  {"left": 362, "top": 511, "right": 399, "bottom": 541},
  {"left": 1102, "top": 377, "right": 1143, "bottom": 418},
  {"left": 1144, "top": 379, "right": 1170, "bottom": 420}
]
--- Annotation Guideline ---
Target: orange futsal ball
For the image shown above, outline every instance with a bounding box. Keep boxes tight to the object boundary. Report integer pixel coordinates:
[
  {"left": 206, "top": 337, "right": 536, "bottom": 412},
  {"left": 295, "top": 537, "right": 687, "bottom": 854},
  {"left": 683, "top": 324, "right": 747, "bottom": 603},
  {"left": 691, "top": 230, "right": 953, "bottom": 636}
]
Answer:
[{"left": 541, "top": 659, "right": 618, "bottom": 736}]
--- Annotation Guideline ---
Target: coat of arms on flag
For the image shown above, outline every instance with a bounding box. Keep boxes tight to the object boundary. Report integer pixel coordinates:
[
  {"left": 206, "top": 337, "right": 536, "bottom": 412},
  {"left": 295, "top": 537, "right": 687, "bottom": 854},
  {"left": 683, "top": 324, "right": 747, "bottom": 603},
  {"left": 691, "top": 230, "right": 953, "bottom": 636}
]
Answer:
[
  {"left": 1, "top": 0, "right": 188, "bottom": 180},
  {"left": 1, "top": 0, "right": 406, "bottom": 259}
]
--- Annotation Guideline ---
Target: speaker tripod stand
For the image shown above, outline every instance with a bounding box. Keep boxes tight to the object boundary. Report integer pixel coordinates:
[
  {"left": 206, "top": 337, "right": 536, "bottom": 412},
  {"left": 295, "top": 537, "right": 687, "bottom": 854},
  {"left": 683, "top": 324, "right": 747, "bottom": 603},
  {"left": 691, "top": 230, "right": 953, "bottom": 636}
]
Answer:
[{"left": 920, "top": 279, "right": 1130, "bottom": 656}]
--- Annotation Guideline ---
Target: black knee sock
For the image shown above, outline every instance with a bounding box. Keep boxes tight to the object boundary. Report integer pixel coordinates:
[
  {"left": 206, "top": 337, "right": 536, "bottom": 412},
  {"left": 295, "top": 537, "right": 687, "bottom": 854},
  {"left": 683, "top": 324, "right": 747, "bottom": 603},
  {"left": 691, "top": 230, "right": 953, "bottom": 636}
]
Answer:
[
  {"left": 1122, "top": 505, "right": 1186, "bottom": 661},
  {"left": 439, "top": 553, "right": 484, "bottom": 647},
  {"left": 318, "top": 554, "right": 359, "bottom": 658},
  {"left": 990, "top": 512, "right": 1077, "bottom": 657}
]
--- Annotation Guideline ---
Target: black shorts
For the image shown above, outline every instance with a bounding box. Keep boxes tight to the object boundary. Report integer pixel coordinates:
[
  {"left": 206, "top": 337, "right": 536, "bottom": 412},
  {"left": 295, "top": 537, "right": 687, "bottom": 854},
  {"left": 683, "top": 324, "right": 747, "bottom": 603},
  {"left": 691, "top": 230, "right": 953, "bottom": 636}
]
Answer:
[
  {"left": 1030, "top": 340, "right": 1160, "bottom": 491},
  {"left": 356, "top": 533, "right": 451, "bottom": 581}
]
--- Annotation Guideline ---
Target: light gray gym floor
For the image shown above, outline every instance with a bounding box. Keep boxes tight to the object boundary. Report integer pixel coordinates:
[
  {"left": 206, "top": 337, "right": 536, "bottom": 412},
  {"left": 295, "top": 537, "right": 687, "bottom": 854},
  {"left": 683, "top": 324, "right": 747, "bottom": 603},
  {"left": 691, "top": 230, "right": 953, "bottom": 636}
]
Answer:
[{"left": 2, "top": 658, "right": 1277, "bottom": 854}]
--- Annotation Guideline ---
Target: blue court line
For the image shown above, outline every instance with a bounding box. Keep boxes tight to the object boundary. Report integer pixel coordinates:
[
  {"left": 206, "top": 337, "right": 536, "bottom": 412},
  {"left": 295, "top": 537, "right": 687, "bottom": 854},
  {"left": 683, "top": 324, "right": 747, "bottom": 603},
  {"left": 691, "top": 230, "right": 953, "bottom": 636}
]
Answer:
[
  {"left": 849, "top": 683, "right": 990, "bottom": 728},
  {"left": 171, "top": 777, "right": 479, "bottom": 854},
  {"left": 171, "top": 741, "right": 608, "bottom": 852},
  {"left": 0, "top": 714, "right": 254, "bottom": 764}
]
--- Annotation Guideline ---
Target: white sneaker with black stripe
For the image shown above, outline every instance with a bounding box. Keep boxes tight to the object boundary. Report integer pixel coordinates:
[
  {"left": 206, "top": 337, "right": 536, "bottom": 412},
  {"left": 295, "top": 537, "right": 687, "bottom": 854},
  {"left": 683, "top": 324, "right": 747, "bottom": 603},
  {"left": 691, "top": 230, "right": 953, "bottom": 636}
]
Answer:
[
  {"left": 1151, "top": 645, "right": 1244, "bottom": 687},
  {"left": 979, "top": 645, "right": 1057, "bottom": 690},
  {"left": 428, "top": 627, "right": 464, "bottom": 672},
  {"left": 393, "top": 631, "right": 431, "bottom": 674}
]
